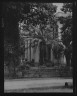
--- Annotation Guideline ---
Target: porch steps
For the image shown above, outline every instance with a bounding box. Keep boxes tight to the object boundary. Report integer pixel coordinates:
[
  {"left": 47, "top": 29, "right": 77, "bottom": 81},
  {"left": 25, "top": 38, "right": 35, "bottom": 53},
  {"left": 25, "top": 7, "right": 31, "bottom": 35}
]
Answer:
[
  {"left": 4, "top": 66, "right": 72, "bottom": 79},
  {"left": 23, "top": 67, "right": 72, "bottom": 78}
]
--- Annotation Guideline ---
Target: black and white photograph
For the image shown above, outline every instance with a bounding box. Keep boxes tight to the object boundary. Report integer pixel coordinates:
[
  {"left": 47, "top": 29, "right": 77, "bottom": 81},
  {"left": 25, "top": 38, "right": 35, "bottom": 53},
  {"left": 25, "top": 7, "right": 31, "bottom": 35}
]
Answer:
[{"left": 3, "top": 2, "right": 73, "bottom": 93}]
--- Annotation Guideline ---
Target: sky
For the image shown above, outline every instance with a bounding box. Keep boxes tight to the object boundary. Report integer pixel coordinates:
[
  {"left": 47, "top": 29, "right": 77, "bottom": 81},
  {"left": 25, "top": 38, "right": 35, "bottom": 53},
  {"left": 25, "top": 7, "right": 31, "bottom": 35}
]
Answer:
[
  {"left": 53, "top": 3, "right": 72, "bottom": 17},
  {"left": 53, "top": 3, "right": 63, "bottom": 13}
]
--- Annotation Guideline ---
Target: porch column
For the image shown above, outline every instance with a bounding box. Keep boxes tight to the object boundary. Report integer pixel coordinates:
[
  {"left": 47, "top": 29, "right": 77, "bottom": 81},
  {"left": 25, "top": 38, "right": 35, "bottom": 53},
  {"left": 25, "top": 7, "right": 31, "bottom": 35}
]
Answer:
[
  {"left": 25, "top": 40, "right": 27, "bottom": 59},
  {"left": 30, "top": 39, "right": 31, "bottom": 62},
  {"left": 46, "top": 45, "right": 48, "bottom": 60},
  {"left": 28, "top": 40, "right": 30, "bottom": 61},
  {"left": 34, "top": 42, "right": 39, "bottom": 63}
]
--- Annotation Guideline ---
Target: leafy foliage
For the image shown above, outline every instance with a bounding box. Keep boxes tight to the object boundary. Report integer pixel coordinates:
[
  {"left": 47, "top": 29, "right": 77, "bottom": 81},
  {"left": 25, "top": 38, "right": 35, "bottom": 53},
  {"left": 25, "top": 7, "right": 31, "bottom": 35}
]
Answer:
[
  {"left": 3, "top": 2, "right": 27, "bottom": 77},
  {"left": 3, "top": 2, "right": 58, "bottom": 77},
  {"left": 52, "top": 41, "right": 65, "bottom": 59},
  {"left": 61, "top": 3, "right": 72, "bottom": 13},
  {"left": 18, "top": 3, "right": 57, "bottom": 65},
  {"left": 59, "top": 3, "right": 73, "bottom": 47},
  {"left": 60, "top": 16, "right": 72, "bottom": 47},
  {"left": 19, "top": 3, "right": 57, "bottom": 45},
  {"left": 58, "top": 3, "right": 73, "bottom": 67}
]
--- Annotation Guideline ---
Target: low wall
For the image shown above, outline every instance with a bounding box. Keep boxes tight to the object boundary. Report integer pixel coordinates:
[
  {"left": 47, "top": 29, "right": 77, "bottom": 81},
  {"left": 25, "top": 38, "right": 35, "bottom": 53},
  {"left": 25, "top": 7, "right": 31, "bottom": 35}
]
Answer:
[{"left": 4, "top": 66, "right": 72, "bottom": 79}]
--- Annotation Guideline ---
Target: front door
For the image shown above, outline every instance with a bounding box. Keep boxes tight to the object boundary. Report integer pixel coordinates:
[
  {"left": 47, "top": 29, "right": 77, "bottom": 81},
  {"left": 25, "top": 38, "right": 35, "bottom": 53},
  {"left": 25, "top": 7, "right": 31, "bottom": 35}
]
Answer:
[
  {"left": 39, "top": 41, "right": 46, "bottom": 65},
  {"left": 46, "top": 44, "right": 51, "bottom": 62}
]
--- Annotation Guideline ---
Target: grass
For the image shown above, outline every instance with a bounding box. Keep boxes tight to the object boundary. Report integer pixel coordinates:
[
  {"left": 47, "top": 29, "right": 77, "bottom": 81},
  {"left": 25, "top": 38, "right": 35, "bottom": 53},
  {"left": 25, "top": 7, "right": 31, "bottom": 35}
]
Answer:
[{"left": 4, "top": 85, "right": 73, "bottom": 93}]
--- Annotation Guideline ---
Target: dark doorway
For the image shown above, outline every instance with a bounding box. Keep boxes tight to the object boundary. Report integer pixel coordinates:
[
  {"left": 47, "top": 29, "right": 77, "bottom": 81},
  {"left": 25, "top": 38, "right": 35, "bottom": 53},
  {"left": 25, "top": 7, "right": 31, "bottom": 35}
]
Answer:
[
  {"left": 47, "top": 44, "right": 51, "bottom": 62},
  {"left": 39, "top": 41, "right": 46, "bottom": 65},
  {"left": 39, "top": 41, "right": 51, "bottom": 65}
]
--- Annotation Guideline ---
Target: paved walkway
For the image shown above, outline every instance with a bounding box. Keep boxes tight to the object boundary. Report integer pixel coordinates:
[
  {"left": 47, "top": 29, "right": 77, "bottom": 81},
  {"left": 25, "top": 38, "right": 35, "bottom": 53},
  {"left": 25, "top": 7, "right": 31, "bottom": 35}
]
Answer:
[{"left": 4, "top": 78, "right": 73, "bottom": 91}]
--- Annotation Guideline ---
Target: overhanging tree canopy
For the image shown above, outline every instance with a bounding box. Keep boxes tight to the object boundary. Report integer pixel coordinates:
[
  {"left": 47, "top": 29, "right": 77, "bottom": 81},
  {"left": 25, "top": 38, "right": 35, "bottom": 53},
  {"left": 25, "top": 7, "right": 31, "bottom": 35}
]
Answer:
[
  {"left": 19, "top": 3, "right": 58, "bottom": 46},
  {"left": 59, "top": 3, "right": 72, "bottom": 47}
]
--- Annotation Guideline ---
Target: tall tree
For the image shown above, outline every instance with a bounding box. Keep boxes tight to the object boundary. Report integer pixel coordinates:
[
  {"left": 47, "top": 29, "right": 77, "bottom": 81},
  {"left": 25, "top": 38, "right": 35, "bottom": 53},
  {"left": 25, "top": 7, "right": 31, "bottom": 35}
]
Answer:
[
  {"left": 3, "top": 2, "right": 30, "bottom": 77},
  {"left": 61, "top": 3, "right": 72, "bottom": 13},
  {"left": 60, "top": 3, "right": 72, "bottom": 47},
  {"left": 19, "top": 3, "right": 57, "bottom": 64},
  {"left": 59, "top": 3, "right": 73, "bottom": 66}
]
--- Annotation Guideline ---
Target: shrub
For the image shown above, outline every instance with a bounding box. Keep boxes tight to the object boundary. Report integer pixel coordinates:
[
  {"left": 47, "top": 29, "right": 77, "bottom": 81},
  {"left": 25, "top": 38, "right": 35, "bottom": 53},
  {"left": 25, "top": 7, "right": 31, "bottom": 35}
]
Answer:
[{"left": 52, "top": 43, "right": 65, "bottom": 59}]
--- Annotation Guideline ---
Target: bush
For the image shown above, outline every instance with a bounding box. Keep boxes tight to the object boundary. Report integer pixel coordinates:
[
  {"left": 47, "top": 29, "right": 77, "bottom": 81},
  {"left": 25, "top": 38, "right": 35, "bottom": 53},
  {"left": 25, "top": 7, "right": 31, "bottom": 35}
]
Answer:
[
  {"left": 58, "top": 65, "right": 72, "bottom": 77},
  {"left": 52, "top": 43, "right": 65, "bottom": 59}
]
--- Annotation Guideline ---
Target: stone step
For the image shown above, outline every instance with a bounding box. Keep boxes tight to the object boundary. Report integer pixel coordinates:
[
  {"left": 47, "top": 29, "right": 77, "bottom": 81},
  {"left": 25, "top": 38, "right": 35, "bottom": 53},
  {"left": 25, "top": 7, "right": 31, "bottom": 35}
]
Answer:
[
  {"left": 4, "top": 67, "right": 72, "bottom": 79},
  {"left": 22, "top": 68, "right": 72, "bottom": 77}
]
